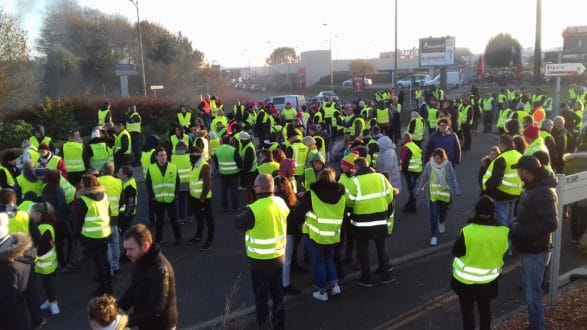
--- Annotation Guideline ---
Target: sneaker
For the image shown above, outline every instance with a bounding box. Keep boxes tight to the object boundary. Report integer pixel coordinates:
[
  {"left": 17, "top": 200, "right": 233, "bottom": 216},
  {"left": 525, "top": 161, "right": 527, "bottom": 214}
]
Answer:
[
  {"left": 200, "top": 241, "right": 213, "bottom": 251},
  {"left": 438, "top": 222, "right": 445, "bottom": 233},
  {"left": 40, "top": 300, "right": 50, "bottom": 310},
  {"left": 381, "top": 273, "right": 397, "bottom": 284},
  {"left": 187, "top": 236, "right": 202, "bottom": 244},
  {"left": 283, "top": 285, "right": 302, "bottom": 295},
  {"left": 430, "top": 236, "right": 438, "bottom": 246},
  {"left": 329, "top": 284, "right": 342, "bottom": 296},
  {"left": 312, "top": 290, "right": 329, "bottom": 301},
  {"left": 33, "top": 318, "right": 47, "bottom": 330},
  {"left": 357, "top": 278, "right": 373, "bottom": 288},
  {"left": 50, "top": 302, "right": 60, "bottom": 315}
]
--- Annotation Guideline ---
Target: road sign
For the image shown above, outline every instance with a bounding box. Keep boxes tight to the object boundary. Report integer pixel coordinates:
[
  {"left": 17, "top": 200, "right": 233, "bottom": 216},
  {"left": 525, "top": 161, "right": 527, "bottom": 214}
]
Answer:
[
  {"left": 115, "top": 63, "right": 138, "bottom": 76},
  {"left": 150, "top": 85, "right": 164, "bottom": 90},
  {"left": 544, "top": 63, "right": 586, "bottom": 77},
  {"left": 419, "top": 36, "right": 455, "bottom": 67}
]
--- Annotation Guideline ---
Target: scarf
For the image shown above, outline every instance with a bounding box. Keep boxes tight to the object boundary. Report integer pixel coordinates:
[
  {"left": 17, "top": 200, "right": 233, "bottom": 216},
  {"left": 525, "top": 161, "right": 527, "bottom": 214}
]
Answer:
[{"left": 430, "top": 158, "right": 449, "bottom": 190}]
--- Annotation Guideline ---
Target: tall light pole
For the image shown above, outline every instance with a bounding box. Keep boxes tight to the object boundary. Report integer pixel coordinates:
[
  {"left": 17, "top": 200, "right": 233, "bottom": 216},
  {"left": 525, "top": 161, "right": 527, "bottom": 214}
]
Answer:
[
  {"left": 129, "top": 0, "right": 147, "bottom": 99},
  {"left": 394, "top": 0, "right": 398, "bottom": 89},
  {"left": 323, "top": 23, "right": 333, "bottom": 89}
]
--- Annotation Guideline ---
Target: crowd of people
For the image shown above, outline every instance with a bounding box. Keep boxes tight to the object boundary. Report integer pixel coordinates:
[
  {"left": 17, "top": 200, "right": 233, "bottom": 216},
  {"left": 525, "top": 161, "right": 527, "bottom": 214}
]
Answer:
[{"left": 0, "top": 82, "right": 585, "bottom": 329}]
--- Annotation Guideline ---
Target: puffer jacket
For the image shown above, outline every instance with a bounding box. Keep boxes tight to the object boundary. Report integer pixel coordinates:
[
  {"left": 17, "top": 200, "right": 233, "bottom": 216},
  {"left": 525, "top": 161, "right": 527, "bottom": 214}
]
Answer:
[
  {"left": 511, "top": 169, "right": 558, "bottom": 253},
  {"left": 375, "top": 136, "right": 402, "bottom": 192}
]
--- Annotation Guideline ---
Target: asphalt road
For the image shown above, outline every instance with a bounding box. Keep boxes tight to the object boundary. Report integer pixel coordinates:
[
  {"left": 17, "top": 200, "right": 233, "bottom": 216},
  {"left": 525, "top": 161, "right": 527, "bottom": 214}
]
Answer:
[{"left": 43, "top": 129, "right": 587, "bottom": 330}]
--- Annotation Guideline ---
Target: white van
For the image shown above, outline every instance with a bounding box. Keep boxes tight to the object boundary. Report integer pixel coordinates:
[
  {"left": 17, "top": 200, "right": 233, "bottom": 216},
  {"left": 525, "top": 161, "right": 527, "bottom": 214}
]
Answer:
[
  {"left": 263, "top": 95, "right": 306, "bottom": 111},
  {"left": 424, "top": 72, "right": 462, "bottom": 88}
]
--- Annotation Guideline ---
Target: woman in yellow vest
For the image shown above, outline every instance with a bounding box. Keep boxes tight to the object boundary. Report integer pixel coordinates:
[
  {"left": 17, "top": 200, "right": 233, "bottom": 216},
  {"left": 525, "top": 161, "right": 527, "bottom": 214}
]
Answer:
[
  {"left": 30, "top": 202, "right": 60, "bottom": 315},
  {"left": 76, "top": 174, "right": 112, "bottom": 296},
  {"left": 291, "top": 168, "right": 346, "bottom": 301},
  {"left": 415, "top": 148, "right": 461, "bottom": 246},
  {"left": 451, "top": 196, "right": 509, "bottom": 330}
]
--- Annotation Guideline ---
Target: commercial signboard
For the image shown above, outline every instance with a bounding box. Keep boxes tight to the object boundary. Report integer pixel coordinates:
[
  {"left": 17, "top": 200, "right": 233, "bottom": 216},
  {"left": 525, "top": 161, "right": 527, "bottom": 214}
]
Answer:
[{"left": 419, "top": 37, "right": 455, "bottom": 67}]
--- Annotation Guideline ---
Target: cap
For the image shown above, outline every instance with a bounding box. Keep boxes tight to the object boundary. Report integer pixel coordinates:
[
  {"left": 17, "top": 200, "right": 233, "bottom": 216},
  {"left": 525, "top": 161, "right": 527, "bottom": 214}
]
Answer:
[
  {"left": 257, "top": 101, "right": 265, "bottom": 108},
  {"left": 39, "top": 143, "right": 50, "bottom": 151},
  {"left": 358, "top": 100, "right": 365, "bottom": 107},
  {"left": 301, "top": 136, "right": 316, "bottom": 146},
  {"left": 523, "top": 125, "right": 540, "bottom": 139},
  {"left": 474, "top": 195, "right": 496, "bottom": 219},
  {"left": 239, "top": 132, "right": 251, "bottom": 140},
  {"left": 341, "top": 151, "right": 359, "bottom": 170},
  {"left": 512, "top": 155, "right": 542, "bottom": 174},
  {"left": 286, "top": 102, "right": 292, "bottom": 107}
]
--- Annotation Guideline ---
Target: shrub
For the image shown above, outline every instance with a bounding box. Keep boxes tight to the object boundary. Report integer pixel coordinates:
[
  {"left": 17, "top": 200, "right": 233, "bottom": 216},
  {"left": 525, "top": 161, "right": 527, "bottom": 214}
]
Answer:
[{"left": 0, "top": 118, "right": 33, "bottom": 150}]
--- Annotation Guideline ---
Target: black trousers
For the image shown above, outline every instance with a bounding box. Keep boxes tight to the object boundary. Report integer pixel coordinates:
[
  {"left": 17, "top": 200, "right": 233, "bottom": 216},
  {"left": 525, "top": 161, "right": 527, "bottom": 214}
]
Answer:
[
  {"left": 55, "top": 217, "right": 75, "bottom": 266},
  {"left": 190, "top": 197, "right": 215, "bottom": 243},
  {"left": 251, "top": 264, "right": 285, "bottom": 330},
  {"left": 154, "top": 200, "right": 182, "bottom": 242},
  {"left": 130, "top": 132, "right": 142, "bottom": 166},
  {"left": 404, "top": 172, "right": 420, "bottom": 208},
  {"left": 458, "top": 294, "right": 492, "bottom": 330},
  {"left": 40, "top": 273, "right": 57, "bottom": 302},
  {"left": 483, "top": 111, "right": 493, "bottom": 132},
  {"left": 462, "top": 124, "right": 472, "bottom": 150},
  {"left": 118, "top": 214, "right": 135, "bottom": 237},
  {"left": 81, "top": 236, "right": 111, "bottom": 292},
  {"left": 357, "top": 236, "right": 389, "bottom": 281}
]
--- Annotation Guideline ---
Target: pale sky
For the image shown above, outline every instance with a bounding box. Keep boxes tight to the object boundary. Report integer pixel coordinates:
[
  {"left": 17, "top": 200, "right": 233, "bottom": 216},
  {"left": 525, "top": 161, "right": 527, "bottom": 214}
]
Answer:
[{"left": 4, "top": 0, "right": 586, "bottom": 67}]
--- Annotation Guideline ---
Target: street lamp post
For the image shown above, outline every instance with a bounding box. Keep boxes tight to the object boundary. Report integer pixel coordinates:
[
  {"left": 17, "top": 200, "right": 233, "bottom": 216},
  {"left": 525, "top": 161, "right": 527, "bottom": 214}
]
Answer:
[
  {"left": 323, "top": 23, "right": 333, "bottom": 89},
  {"left": 394, "top": 0, "right": 398, "bottom": 89},
  {"left": 129, "top": 0, "right": 147, "bottom": 99}
]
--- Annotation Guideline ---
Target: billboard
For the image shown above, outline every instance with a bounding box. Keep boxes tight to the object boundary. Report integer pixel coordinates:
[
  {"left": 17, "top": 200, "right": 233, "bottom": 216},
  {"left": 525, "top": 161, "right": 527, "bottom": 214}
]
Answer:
[{"left": 419, "top": 37, "right": 455, "bottom": 67}]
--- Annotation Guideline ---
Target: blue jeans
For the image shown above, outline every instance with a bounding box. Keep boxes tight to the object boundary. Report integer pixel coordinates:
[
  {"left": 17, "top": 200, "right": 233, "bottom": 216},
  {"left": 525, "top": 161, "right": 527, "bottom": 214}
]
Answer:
[
  {"left": 282, "top": 235, "right": 294, "bottom": 287},
  {"left": 107, "top": 224, "right": 120, "bottom": 272},
  {"left": 521, "top": 252, "right": 550, "bottom": 330},
  {"left": 304, "top": 236, "right": 338, "bottom": 292},
  {"left": 495, "top": 199, "right": 516, "bottom": 253},
  {"left": 220, "top": 174, "right": 240, "bottom": 211},
  {"left": 429, "top": 201, "right": 449, "bottom": 237}
]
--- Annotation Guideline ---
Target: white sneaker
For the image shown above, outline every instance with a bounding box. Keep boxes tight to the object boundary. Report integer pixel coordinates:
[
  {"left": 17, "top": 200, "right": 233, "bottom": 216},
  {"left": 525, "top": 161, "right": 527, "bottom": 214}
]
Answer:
[
  {"left": 50, "top": 302, "right": 60, "bottom": 315},
  {"left": 312, "top": 290, "right": 329, "bottom": 301},
  {"left": 438, "top": 222, "right": 445, "bottom": 233},
  {"left": 329, "top": 284, "right": 342, "bottom": 296},
  {"left": 40, "top": 300, "right": 50, "bottom": 310},
  {"left": 430, "top": 236, "right": 438, "bottom": 246}
]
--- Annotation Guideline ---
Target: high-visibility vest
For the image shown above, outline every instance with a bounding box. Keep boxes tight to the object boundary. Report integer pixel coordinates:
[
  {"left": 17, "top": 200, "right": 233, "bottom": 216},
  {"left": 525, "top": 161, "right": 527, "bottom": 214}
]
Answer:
[
  {"left": 194, "top": 136, "right": 210, "bottom": 161},
  {"left": 80, "top": 195, "right": 111, "bottom": 239},
  {"left": 89, "top": 142, "right": 110, "bottom": 170},
  {"left": 410, "top": 117, "right": 425, "bottom": 141},
  {"left": 126, "top": 112, "right": 142, "bottom": 133},
  {"left": 98, "top": 109, "right": 111, "bottom": 125},
  {"left": 347, "top": 173, "right": 394, "bottom": 233},
  {"left": 122, "top": 178, "right": 137, "bottom": 215},
  {"left": 141, "top": 149, "right": 155, "bottom": 179},
  {"left": 367, "top": 139, "right": 379, "bottom": 167},
  {"left": 44, "top": 175, "right": 76, "bottom": 204},
  {"left": 170, "top": 135, "right": 190, "bottom": 154},
  {"left": 311, "top": 111, "right": 324, "bottom": 124},
  {"left": 245, "top": 196, "right": 289, "bottom": 260},
  {"left": 313, "top": 135, "right": 326, "bottom": 160},
  {"left": 257, "top": 161, "right": 280, "bottom": 175},
  {"left": 29, "top": 136, "right": 52, "bottom": 149},
  {"left": 177, "top": 112, "right": 192, "bottom": 128},
  {"left": 482, "top": 149, "right": 523, "bottom": 196},
  {"left": 575, "top": 110, "right": 584, "bottom": 129},
  {"left": 497, "top": 109, "right": 511, "bottom": 129},
  {"left": 16, "top": 174, "right": 43, "bottom": 198},
  {"left": 415, "top": 89, "right": 423, "bottom": 99},
  {"left": 507, "top": 89, "right": 516, "bottom": 101},
  {"left": 171, "top": 153, "right": 191, "bottom": 183},
  {"left": 430, "top": 170, "right": 450, "bottom": 202},
  {"left": 323, "top": 103, "right": 336, "bottom": 119},
  {"left": 404, "top": 142, "right": 423, "bottom": 173},
  {"left": 35, "top": 224, "right": 58, "bottom": 275},
  {"left": 62, "top": 141, "right": 86, "bottom": 173},
  {"left": 428, "top": 108, "right": 439, "bottom": 129},
  {"left": 525, "top": 137, "right": 548, "bottom": 156},
  {"left": 351, "top": 117, "right": 365, "bottom": 137},
  {"left": 114, "top": 129, "right": 132, "bottom": 155},
  {"left": 523, "top": 101, "right": 532, "bottom": 113},
  {"left": 482, "top": 97, "right": 494, "bottom": 111},
  {"left": 149, "top": 163, "right": 177, "bottom": 203},
  {"left": 282, "top": 108, "right": 298, "bottom": 121},
  {"left": 97, "top": 175, "right": 122, "bottom": 217},
  {"left": 40, "top": 155, "right": 61, "bottom": 170},
  {"left": 569, "top": 87, "right": 577, "bottom": 100},
  {"left": 209, "top": 138, "right": 220, "bottom": 157},
  {"left": 290, "top": 142, "right": 309, "bottom": 176},
  {"left": 543, "top": 97, "right": 553, "bottom": 112},
  {"left": 18, "top": 200, "right": 35, "bottom": 214},
  {"left": 304, "top": 168, "right": 317, "bottom": 189},
  {"left": 303, "top": 190, "right": 346, "bottom": 245},
  {"left": 240, "top": 143, "right": 258, "bottom": 172},
  {"left": 216, "top": 144, "right": 240, "bottom": 175},
  {"left": 24, "top": 147, "right": 40, "bottom": 165},
  {"left": 210, "top": 100, "right": 223, "bottom": 117},
  {"left": 0, "top": 165, "right": 15, "bottom": 187},
  {"left": 452, "top": 224, "right": 509, "bottom": 284},
  {"left": 459, "top": 105, "right": 472, "bottom": 125},
  {"left": 376, "top": 108, "right": 390, "bottom": 124},
  {"left": 211, "top": 116, "right": 228, "bottom": 131},
  {"left": 7, "top": 210, "right": 29, "bottom": 234},
  {"left": 498, "top": 93, "right": 507, "bottom": 104},
  {"left": 189, "top": 161, "right": 211, "bottom": 199}
]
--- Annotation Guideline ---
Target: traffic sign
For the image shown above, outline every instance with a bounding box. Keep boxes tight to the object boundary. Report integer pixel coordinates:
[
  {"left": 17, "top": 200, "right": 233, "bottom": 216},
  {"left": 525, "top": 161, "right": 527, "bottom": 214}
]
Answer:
[
  {"left": 150, "top": 85, "right": 164, "bottom": 90},
  {"left": 544, "top": 63, "right": 586, "bottom": 77}
]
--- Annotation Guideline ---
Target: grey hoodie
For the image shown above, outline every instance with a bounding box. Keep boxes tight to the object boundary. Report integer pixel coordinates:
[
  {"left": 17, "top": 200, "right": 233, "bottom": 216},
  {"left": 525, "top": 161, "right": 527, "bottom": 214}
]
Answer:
[{"left": 375, "top": 136, "right": 402, "bottom": 193}]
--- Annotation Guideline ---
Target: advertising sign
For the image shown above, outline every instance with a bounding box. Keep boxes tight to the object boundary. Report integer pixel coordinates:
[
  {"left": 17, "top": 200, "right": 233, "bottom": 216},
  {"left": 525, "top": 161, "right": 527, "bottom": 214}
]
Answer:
[
  {"left": 353, "top": 76, "right": 365, "bottom": 93},
  {"left": 419, "top": 37, "right": 455, "bottom": 67}
]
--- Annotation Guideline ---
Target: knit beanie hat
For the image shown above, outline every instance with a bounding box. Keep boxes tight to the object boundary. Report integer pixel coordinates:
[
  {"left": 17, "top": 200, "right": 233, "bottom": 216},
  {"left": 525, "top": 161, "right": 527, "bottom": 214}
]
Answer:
[
  {"left": 341, "top": 151, "right": 359, "bottom": 170},
  {"left": 474, "top": 195, "right": 495, "bottom": 220},
  {"left": 524, "top": 124, "right": 540, "bottom": 139}
]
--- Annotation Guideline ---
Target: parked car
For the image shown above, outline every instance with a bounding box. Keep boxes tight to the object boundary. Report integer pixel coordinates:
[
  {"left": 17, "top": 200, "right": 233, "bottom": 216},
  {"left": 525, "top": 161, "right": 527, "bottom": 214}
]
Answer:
[
  {"left": 397, "top": 74, "right": 431, "bottom": 89},
  {"left": 263, "top": 95, "right": 306, "bottom": 111},
  {"left": 424, "top": 72, "right": 462, "bottom": 89},
  {"left": 342, "top": 77, "right": 373, "bottom": 87},
  {"left": 314, "top": 90, "right": 339, "bottom": 103},
  {"left": 250, "top": 84, "right": 266, "bottom": 92}
]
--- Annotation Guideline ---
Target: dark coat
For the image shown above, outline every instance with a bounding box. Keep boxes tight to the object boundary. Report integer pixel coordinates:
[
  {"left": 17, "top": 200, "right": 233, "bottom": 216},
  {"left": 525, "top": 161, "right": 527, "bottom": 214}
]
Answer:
[
  {"left": 511, "top": 170, "right": 558, "bottom": 253},
  {"left": 119, "top": 244, "right": 178, "bottom": 330},
  {"left": 0, "top": 233, "right": 34, "bottom": 330}
]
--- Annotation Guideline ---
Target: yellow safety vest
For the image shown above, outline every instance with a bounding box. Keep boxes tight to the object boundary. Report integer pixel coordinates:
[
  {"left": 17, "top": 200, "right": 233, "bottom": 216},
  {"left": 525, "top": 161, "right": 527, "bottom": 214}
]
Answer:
[
  {"left": 121, "top": 178, "right": 137, "bottom": 215},
  {"left": 7, "top": 210, "right": 29, "bottom": 234},
  {"left": 347, "top": 173, "right": 394, "bottom": 233},
  {"left": 177, "top": 112, "right": 192, "bottom": 128},
  {"left": 35, "top": 224, "right": 58, "bottom": 275},
  {"left": 98, "top": 109, "right": 111, "bottom": 125},
  {"left": 257, "top": 161, "right": 280, "bottom": 175},
  {"left": 245, "top": 196, "right": 289, "bottom": 260},
  {"left": 29, "top": 136, "right": 52, "bottom": 149},
  {"left": 89, "top": 142, "right": 110, "bottom": 170},
  {"left": 240, "top": 143, "right": 258, "bottom": 173},
  {"left": 404, "top": 142, "right": 423, "bottom": 173},
  {"left": 97, "top": 175, "right": 122, "bottom": 217},
  {"left": 126, "top": 112, "right": 142, "bottom": 133},
  {"left": 189, "top": 161, "right": 211, "bottom": 199},
  {"left": 482, "top": 149, "right": 523, "bottom": 196},
  {"left": 525, "top": 137, "right": 548, "bottom": 156},
  {"left": 149, "top": 163, "right": 177, "bottom": 203},
  {"left": 171, "top": 153, "right": 191, "bottom": 183},
  {"left": 497, "top": 109, "right": 511, "bottom": 129},
  {"left": 303, "top": 190, "right": 345, "bottom": 245},
  {"left": 141, "top": 149, "right": 155, "bottom": 179},
  {"left": 80, "top": 195, "right": 111, "bottom": 239},
  {"left": 430, "top": 170, "right": 451, "bottom": 202},
  {"left": 290, "top": 142, "right": 309, "bottom": 176},
  {"left": 0, "top": 165, "right": 15, "bottom": 187},
  {"left": 216, "top": 144, "right": 240, "bottom": 175},
  {"left": 410, "top": 117, "right": 425, "bottom": 141},
  {"left": 62, "top": 141, "right": 85, "bottom": 173},
  {"left": 376, "top": 108, "right": 390, "bottom": 124},
  {"left": 114, "top": 129, "right": 132, "bottom": 155},
  {"left": 16, "top": 175, "right": 43, "bottom": 198},
  {"left": 428, "top": 108, "right": 439, "bottom": 129},
  {"left": 283, "top": 108, "right": 298, "bottom": 121}
]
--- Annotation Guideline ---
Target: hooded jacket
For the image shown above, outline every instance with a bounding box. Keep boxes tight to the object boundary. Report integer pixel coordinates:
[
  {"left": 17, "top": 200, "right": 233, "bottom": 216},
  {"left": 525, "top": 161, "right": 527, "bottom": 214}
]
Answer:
[
  {"left": 375, "top": 136, "right": 402, "bottom": 192},
  {"left": 291, "top": 180, "right": 346, "bottom": 226},
  {"left": 119, "top": 244, "right": 177, "bottom": 330},
  {"left": 424, "top": 129, "right": 462, "bottom": 165},
  {"left": 0, "top": 233, "right": 35, "bottom": 330},
  {"left": 511, "top": 169, "right": 558, "bottom": 253}
]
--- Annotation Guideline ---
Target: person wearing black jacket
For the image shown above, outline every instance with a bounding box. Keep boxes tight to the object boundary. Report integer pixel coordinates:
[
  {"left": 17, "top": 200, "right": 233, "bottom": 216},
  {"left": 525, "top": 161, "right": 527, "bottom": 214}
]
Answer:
[
  {"left": 510, "top": 155, "right": 558, "bottom": 330},
  {"left": 120, "top": 224, "right": 177, "bottom": 330},
  {"left": 0, "top": 151, "right": 20, "bottom": 189}
]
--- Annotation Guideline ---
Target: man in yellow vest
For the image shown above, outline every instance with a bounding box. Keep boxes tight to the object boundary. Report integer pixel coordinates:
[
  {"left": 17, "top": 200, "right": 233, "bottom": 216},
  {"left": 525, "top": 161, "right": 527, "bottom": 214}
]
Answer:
[
  {"left": 125, "top": 104, "right": 142, "bottom": 166},
  {"left": 170, "top": 141, "right": 193, "bottom": 225},
  {"left": 523, "top": 125, "right": 548, "bottom": 157},
  {"left": 407, "top": 111, "right": 425, "bottom": 148},
  {"left": 346, "top": 157, "right": 396, "bottom": 287},
  {"left": 145, "top": 147, "right": 182, "bottom": 244},
  {"left": 187, "top": 146, "right": 214, "bottom": 250},
  {"left": 60, "top": 130, "right": 88, "bottom": 186},
  {"left": 285, "top": 129, "right": 309, "bottom": 181},
  {"left": 29, "top": 125, "right": 53, "bottom": 151},
  {"left": 97, "top": 161, "right": 123, "bottom": 274},
  {"left": 459, "top": 97, "right": 474, "bottom": 151},
  {"left": 399, "top": 133, "right": 423, "bottom": 212},
  {"left": 482, "top": 92, "right": 496, "bottom": 133},
  {"left": 0, "top": 188, "right": 41, "bottom": 240},
  {"left": 15, "top": 161, "right": 43, "bottom": 201},
  {"left": 117, "top": 165, "right": 137, "bottom": 237},
  {"left": 88, "top": 128, "right": 112, "bottom": 171},
  {"left": 214, "top": 135, "right": 243, "bottom": 213},
  {"left": 176, "top": 105, "right": 193, "bottom": 131},
  {"left": 239, "top": 132, "right": 258, "bottom": 203},
  {"left": 114, "top": 122, "right": 133, "bottom": 170},
  {"left": 235, "top": 173, "right": 288, "bottom": 329},
  {"left": 97, "top": 101, "right": 113, "bottom": 126},
  {"left": 38, "top": 143, "right": 68, "bottom": 178},
  {"left": 0, "top": 151, "right": 19, "bottom": 189}
]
